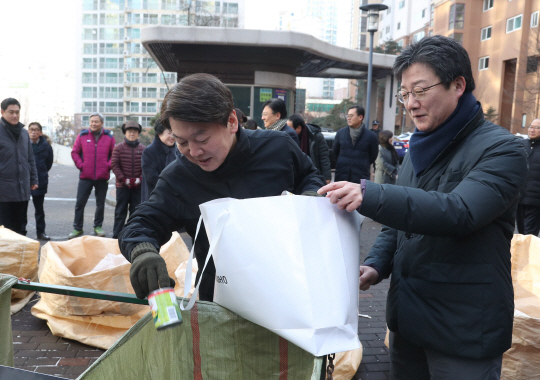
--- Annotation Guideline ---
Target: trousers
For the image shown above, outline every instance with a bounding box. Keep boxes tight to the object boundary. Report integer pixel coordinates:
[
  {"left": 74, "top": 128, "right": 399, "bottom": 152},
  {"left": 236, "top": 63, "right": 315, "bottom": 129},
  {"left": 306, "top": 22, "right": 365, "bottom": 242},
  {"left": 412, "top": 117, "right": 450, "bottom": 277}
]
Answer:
[{"left": 73, "top": 179, "right": 108, "bottom": 230}]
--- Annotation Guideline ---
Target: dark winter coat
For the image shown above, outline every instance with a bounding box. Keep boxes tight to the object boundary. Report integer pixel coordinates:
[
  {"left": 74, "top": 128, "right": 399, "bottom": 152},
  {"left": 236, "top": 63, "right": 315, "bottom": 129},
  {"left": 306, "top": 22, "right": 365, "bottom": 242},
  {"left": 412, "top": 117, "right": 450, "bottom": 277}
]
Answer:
[
  {"left": 71, "top": 129, "right": 115, "bottom": 180},
  {"left": 0, "top": 118, "right": 38, "bottom": 202},
  {"left": 361, "top": 108, "right": 528, "bottom": 359},
  {"left": 141, "top": 135, "right": 177, "bottom": 202},
  {"left": 306, "top": 124, "right": 332, "bottom": 181},
  {"left": 31, "top": 135, "right": 54, "bottom": 196},
  {"left": 111, "top": 140, "right": 146, "bottom": 188},
  {"left": 119, "top": 127, "right": 325, "bottom": 301},
  {"left": 333, "top": 125, "right": 378, "bottom": 182},
  {"left": 519, "top": 138, "right": 540, "bottom": 207}
]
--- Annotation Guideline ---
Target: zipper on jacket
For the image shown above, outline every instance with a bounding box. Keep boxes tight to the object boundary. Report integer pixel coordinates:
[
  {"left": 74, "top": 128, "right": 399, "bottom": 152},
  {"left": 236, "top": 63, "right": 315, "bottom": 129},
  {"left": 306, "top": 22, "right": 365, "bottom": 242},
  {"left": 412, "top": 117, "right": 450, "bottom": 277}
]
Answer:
[
  {"left": 94, "top": 138, "right": 98, "bottom": 180},
  {"left": 132, "top": 145, "right": 135, "bottom": 178}
]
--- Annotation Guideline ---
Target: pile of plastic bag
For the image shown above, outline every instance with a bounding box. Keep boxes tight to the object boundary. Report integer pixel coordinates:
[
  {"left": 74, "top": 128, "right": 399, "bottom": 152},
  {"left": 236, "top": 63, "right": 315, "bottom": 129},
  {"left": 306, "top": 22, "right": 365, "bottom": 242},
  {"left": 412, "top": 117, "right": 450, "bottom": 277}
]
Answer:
[
  {"left": 0, "top": 226, "right": 39, "bottom": 314},
  {"left": 31, "top": 233, "right": 192, "bottom": 349}
]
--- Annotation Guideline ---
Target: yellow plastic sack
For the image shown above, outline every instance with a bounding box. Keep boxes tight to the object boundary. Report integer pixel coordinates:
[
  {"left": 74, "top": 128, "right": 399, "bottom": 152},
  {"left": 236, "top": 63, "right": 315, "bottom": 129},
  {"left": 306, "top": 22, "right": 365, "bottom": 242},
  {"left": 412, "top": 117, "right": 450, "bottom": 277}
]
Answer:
[
  {"left": 0, "top": 226, "right": 39, "bottom": 314},
  {"left": 501, "top": 234, "right": 540, "bottom": 379},
  {"left": 31, "top": 233, "right": 189, "bottom": 349}
]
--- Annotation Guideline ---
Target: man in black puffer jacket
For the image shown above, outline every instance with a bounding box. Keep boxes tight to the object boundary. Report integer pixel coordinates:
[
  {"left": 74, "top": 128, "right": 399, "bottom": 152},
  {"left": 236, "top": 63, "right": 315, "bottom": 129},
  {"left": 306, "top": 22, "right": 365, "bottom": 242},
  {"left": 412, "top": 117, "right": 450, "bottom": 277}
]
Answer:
[
  {"left": 516, "top": 118, "right": 540, "bottom": 235},
  {"left": 319, "top": 36, "right": 528, "bottom": 380},
  {"left": 119, "top": 74, "right": 324, "bottom": 302}
]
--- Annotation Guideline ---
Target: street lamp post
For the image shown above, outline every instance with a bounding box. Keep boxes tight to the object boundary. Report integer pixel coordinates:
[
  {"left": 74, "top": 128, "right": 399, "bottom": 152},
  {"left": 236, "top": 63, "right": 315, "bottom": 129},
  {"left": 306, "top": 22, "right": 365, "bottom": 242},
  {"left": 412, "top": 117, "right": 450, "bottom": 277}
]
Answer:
[{"left": 359, "top": 3, "right": 388, "bottom": 128}]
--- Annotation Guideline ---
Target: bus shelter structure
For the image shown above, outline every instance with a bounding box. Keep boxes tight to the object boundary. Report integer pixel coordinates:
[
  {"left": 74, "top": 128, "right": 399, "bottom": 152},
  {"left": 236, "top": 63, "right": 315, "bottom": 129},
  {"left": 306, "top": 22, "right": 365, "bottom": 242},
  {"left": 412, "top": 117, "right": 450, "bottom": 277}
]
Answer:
[{"left": 141, "top": 26, "right": 397, "bottom": 129}]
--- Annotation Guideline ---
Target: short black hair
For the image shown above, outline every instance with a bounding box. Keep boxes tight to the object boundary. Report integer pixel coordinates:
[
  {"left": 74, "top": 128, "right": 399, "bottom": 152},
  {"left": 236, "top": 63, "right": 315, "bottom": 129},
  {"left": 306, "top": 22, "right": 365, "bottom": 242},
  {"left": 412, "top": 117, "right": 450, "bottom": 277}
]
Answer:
[
  {"left": 244, "top": 119, "right": 258, "bottom": 130},
  {"left": 348, "top": 105, "right": 365, "bottom": 118},
  {"left": 262, "top": 98, "right": 287, "bottom": 119},
  {"left": 154, "top": 120, "right": 170, "bottom": 136},
  {"left": 28, "top": 122, "right": 42, "bottom": 132},
  {"left": 161, "top": 73, "right": 234, "bottom": 128},
  {"left": 288, "top": 114, "right": 307, "bottom": 130},
  {"left": 393, "top": 35, "right": 475, "bottom": 93},
  {"left": 1, "top": 98, "right": 21, "bottom": 111}
]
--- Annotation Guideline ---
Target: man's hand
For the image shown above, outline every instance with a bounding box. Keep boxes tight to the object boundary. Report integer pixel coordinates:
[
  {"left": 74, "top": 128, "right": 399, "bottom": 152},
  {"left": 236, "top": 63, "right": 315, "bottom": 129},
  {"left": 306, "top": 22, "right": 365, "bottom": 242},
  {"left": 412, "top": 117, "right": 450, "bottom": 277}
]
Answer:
[
  {"left": 317, "top": 181, "right": 363, "bottom": 212},
  {"left": 31, "top": 184, "right": 38, "bottom": 191},
  {"left": 130, "top": 246, "right": 175, "bottom": 299},
  {"left": 134, "top": 177, "right": 141, "bottom": 186},
  {"left": 124, "top": 178, "right": 131, "bottom": 188},
  {"left": 359, "top": 265, "right": 379, "bottom": 291}
]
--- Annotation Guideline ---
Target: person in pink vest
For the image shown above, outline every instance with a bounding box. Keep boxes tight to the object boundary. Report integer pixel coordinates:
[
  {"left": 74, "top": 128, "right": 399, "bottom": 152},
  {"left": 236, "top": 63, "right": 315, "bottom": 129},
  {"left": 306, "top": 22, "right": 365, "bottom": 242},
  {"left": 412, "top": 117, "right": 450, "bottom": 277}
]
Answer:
[{"left": 68, "top": 112, "right": 115, "bottom": 238}]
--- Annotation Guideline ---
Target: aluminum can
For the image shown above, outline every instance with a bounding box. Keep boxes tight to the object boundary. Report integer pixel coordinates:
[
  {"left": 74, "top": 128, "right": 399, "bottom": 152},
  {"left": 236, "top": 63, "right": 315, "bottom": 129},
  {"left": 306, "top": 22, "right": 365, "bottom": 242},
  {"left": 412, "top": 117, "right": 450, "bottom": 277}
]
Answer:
[{"left": 148, "top": 287, "right": 183, "bottom": 330}]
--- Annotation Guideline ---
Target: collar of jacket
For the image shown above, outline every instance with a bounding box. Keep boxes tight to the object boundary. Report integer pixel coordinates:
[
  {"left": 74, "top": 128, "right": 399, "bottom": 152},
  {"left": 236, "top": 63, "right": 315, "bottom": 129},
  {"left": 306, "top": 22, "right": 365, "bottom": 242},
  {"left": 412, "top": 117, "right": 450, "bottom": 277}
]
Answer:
[
  {"left": 179, "top": 126, "right": 249, "bottom": 180},
  {"left": 80, "top": 128, "right": 111, "bottom": 137},
  {"left": 153, "top": 134, "right": 176, "bottom": 155},
  {"left": 125, "top": 138, "right": 140, "bottom": 147}
]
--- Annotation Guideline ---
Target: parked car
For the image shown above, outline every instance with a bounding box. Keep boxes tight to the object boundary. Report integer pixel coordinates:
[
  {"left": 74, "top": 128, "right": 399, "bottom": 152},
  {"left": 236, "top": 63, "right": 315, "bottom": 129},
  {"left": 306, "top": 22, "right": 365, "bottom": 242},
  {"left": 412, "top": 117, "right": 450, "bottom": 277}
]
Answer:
[
  {"left": 322, "top": 131, "right": 337, "bottom": 169},
  {"left": 393, "top": 137, "right": 409, "bottom": 164}
]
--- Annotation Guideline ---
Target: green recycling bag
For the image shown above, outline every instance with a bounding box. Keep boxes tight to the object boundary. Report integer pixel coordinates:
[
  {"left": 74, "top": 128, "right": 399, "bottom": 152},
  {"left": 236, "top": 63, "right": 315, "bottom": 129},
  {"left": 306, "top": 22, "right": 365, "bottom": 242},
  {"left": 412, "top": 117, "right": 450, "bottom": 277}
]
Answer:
[{"left": 79, "top": 299, "right": 323, "bottom": 380}]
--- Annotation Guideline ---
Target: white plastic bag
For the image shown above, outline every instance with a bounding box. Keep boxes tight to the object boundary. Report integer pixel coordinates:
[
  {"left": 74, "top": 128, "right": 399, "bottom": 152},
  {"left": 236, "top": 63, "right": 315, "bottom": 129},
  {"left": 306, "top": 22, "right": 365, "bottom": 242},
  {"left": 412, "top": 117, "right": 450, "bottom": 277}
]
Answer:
[{"left": 182, "top": 195, "right": 363, "bottom": 356}]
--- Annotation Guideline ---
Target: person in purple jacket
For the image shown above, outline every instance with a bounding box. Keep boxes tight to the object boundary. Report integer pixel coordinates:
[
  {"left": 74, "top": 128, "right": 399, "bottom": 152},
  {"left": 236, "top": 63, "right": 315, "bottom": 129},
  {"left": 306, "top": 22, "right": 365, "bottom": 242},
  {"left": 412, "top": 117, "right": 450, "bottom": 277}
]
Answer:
[{"left": 68, "top": 113, "right": 115, "bottom": 239}]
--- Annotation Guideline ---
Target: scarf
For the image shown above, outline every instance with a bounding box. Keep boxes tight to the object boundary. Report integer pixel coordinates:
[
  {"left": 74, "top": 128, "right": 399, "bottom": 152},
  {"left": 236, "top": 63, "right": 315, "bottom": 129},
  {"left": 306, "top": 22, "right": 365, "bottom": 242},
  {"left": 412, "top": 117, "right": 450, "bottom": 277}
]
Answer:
[
  {"left": 408, "top": 91, "right": 480, "bottom": 177},
  {"left": 125, "top": 138, "right": 140, "bottom": 147},
  {"left": 2, "top": 117, "right": 22, "bottom": 141},
  {"left": 350, "top": 123, "right": 364, "bottom": 145},
  {"left": 267, "top": 118, "right": 288, "bottom": 131},
  {"left": 299, "top": 126, "right": 310, "bottom": 156}
]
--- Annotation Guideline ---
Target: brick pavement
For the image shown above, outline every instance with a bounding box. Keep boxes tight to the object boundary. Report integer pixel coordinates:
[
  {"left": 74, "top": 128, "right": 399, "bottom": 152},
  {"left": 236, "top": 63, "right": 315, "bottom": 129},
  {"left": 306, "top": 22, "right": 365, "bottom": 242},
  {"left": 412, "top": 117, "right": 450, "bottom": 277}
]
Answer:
[{"left": 12, "top": 163, "right": 390, "bottom": 379}]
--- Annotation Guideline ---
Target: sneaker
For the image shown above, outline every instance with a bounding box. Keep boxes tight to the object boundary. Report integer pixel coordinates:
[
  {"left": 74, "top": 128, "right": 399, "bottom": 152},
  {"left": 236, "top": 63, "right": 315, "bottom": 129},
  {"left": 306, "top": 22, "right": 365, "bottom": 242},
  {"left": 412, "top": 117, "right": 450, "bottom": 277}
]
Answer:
[
  {"left": 68, "top": 230, "right": 83, "bottom": 239},
  {"left": 94, "top": 226, "right": 105, "bottom": 237}
]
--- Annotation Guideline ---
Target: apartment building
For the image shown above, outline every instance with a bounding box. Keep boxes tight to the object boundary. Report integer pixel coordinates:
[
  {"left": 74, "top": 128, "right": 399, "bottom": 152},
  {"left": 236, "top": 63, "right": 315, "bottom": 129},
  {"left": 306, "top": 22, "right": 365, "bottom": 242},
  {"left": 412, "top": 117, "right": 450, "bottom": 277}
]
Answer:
[
  {"left": 75, "top": 0, "right": 244, "bottom": 130},
  {"left": 432, "top": 0, "right": 540, "bottom": 133}
]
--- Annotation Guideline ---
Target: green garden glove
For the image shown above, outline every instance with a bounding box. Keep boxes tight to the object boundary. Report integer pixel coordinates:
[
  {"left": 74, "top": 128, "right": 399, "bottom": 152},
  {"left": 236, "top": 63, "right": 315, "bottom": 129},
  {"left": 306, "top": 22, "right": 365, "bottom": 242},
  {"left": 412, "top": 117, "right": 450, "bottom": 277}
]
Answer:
[{"left": 129, "top": 242, "right": 175, "bottom": 299}]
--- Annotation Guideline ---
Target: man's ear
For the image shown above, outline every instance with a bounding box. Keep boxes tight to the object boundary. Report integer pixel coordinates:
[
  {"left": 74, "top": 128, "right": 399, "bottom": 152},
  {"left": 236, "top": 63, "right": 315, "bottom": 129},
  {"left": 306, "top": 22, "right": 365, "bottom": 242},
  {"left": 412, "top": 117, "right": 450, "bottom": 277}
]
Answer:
[
  {"left": 454, "top": 76, "right": 466, "bottom": 97},
  {"left": 228, "top": 111, "right": 239, "bottom": 133}
]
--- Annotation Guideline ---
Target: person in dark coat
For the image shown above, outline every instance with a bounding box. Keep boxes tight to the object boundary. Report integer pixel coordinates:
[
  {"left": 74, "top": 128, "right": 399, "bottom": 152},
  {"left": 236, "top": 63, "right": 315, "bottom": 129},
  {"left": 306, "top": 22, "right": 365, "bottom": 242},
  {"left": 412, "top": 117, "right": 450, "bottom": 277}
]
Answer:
[
  {"left": 516, "top": 118, "right": 540, "bottom": 235},
  {"left": 287, "top": 114, "right": 332, "bottom": 184},
  {"left": 333, "top": 105, "right": 378, "bottom": 183},
  {"left": 111, "top": 121, "right": 146, "bottom": 239},
  {"left": 261, "top": 98, "right": 300, "bottom": 146},
  {"left": 319, "top": 36, "right": 528, "bottom": 379},
  {"left": 140, "top": 121, "right": 176, "bottom": 202},
  {"left": 374, "top": 130, "right": 399, "bottom": 185},
  {"left": 0, "top": 98, "right": 38, "bottom": 236},
  {"left": 119, "top": 74, "right": 325, "bottom": 301},
  {"left": 370, "top": 120, "right": 381, "bottom": 138},
  {"left": 27, "top": 122, "right": 54, "bottom": 240}
]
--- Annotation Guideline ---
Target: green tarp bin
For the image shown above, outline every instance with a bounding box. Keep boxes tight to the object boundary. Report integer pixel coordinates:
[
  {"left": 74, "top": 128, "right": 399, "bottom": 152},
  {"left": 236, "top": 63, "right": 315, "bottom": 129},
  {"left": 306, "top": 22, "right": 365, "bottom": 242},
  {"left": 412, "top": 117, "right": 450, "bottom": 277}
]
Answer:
[{"left": 1, "top": 275, "right": 324, "bottom": 379}]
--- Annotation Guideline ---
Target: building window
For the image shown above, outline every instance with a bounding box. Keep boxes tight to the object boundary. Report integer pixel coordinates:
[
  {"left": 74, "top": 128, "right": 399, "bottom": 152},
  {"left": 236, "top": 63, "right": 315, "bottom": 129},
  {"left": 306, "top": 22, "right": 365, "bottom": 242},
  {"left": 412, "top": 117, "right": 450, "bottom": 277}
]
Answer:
[
  {"left": 483, "top": 0, "right": 493, "bottom": 12},
  {"left": 83, "top": 0, "right": 98, "bottom": 11},
  {"left": 481, "top": 26, "right": 492, "bottom": 41},
  {"left": 387, "top": 7, "right": 391, "bottom": 14},
  {"left": 398, "top": 1, "right": 405, "bottom": 10},
  {"left": 397, "top": 22, "right": 401, "bottom": 30},
  {"left": 507, "top": 15, "right": 522, "bottom": 33},
  {"left": 82, "top": 73, "right": 98, "bottom": 84},
  {"left": 412, "top": 30, "right": 425, "bottom": 43},
  {"left": 422, "top": 9, "right": 426, "bottom": 18},
  {"left": 83, "top": 58, "right": 97, "bottom": 69},
  {"left": 450, "top": 32, "right": 463, "bottom": 45},
  {"left": 532, "top": 11, "right": 539, "bottom": 28},
  {"left": 82, "top": 116, "right": 90, "bottom": 127},
  {"left": 104, "top": 116, "right": 122, "bottom": 128},
  {"left": 449, "top": 4, "right": 465, "bottom": 30},
  {"left": 527, "top": 56, "right": 539, "bottom": 73},
  {"left": 82, "top": 102, "right": 98, "bottom": 113},
  {"left": 430, "top": 4, "right": 434, "bottom": 27},
  {"left": 479, "top": 56, "right": 489, "bottom": 71},
  {"left": 82, "top": 87, "right": 98, "bottom": 98},
  {"left": 386, "top": 26, "right": 390, "bottom": 34},
  {"left": 522, "top": 114, "right": 527, "bottom": 128},
  {"left": 83, "top": 43, "right": 98, "bottom": 54},
  {"left": 223, "top": 3, "right": 239, "bottom": 14},
  {"left": 82, "top": 29, "right": 98, "bottom": 40}
]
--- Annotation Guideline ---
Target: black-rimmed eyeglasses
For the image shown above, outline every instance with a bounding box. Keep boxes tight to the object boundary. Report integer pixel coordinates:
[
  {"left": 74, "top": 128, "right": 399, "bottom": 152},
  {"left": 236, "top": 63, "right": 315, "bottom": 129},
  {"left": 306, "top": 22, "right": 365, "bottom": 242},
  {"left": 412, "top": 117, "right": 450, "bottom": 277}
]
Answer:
[{"left": 395, "top": 82, "right": 443, "bottom": 104}]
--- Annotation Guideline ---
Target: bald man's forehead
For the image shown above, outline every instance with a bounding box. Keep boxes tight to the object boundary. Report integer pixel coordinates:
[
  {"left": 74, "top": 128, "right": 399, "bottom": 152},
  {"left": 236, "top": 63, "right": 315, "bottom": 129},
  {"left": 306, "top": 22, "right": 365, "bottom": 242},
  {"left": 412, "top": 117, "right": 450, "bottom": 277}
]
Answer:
[{"left": 532, "top": 119, "right": 540, "bottom": 124}]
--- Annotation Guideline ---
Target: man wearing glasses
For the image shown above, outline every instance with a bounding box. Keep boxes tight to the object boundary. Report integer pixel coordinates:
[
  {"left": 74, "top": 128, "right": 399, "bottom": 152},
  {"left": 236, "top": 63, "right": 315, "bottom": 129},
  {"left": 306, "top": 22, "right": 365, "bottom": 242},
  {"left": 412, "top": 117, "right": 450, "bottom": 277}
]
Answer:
[
  {"left": 319, "top": 36, "right": 527, "bottom": 379},
  {"left": 333, "top": 105, "right": 378, "bottom": 183},
  {"left": 516, "top": 119, "right": 540, "bottom": 235}
]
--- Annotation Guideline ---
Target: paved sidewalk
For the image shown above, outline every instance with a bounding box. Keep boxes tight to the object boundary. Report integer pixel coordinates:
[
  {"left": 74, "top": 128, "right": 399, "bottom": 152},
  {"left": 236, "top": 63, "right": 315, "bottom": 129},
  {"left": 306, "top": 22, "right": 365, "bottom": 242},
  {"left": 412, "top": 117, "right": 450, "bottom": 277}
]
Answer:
[{"left": 11, "top": 164, "right": 390, "bottom": 379}]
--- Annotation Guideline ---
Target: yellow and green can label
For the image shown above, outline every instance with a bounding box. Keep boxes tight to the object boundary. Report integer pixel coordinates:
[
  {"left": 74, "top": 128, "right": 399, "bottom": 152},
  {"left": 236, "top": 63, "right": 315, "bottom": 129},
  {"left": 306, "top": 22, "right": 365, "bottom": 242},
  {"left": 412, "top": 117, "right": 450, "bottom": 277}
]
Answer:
[{"left": 148, "top": 287, "right": 183, "bottom": 330}]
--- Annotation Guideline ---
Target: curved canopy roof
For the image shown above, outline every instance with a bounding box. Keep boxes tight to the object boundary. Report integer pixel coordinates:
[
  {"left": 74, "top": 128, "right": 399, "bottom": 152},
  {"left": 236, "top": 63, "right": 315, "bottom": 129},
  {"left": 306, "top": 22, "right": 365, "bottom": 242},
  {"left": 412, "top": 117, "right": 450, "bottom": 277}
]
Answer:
[{"left": 141, "top": 26, "right": 396, "bottom": 84}]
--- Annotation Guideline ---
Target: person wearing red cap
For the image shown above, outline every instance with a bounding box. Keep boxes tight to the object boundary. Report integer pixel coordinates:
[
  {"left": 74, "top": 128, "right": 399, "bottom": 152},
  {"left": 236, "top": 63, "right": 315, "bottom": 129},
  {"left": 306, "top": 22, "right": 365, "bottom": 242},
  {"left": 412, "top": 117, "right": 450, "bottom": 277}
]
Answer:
[{"left": 111, "top": 120, "right": 146, "bottom": 239}]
